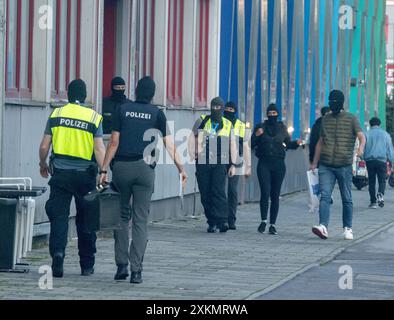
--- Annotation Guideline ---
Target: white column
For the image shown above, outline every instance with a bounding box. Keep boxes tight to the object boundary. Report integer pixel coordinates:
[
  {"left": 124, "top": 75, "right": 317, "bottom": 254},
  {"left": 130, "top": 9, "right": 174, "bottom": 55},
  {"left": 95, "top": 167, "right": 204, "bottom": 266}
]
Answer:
[
  {"left": 32, "top": 0, "right": 53, "bottom": 103},
  {"left": 152, "top": 0, "right": 168, "bottom": 106},
  {"left": 0, "top": 0, "right": 6, "bottom": 175},
  {"left": 207, "top": 0, "right": 221, "bottom": 104}
]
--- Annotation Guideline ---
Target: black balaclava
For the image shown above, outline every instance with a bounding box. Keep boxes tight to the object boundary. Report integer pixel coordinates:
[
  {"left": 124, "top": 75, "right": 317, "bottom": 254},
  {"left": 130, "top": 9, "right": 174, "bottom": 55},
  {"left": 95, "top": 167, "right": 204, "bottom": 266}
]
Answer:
[
  {"left": 210, "top": 97, "right": 225, "bottom": 123},
  {"left": 135, "top": 76, "right": 156, "bottom": 103},
  {"left": 321, "top": 106, "right": 330, "bottom": 117},
  {"left": 111, "top": 77, "right": 126, "bottom": 102},
  {"left": 68, "top": 79, "right": 87, "bottom": 104},
  {"left": 328, "top": 90, "right": 345, "bottom": 116},
  {"left": 267, "top": 103, "right": 279, "bottom": 125},
  {"left": 224, "top": 101, "right": 238, "bottom": 124}
]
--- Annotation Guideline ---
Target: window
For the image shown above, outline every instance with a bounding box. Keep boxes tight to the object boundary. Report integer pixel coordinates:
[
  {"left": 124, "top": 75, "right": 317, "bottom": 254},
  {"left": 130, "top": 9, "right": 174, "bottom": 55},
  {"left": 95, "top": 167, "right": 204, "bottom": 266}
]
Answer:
[
  {"left": 51, "top": 0, "right": 81, "bottom": 100},
  {"left": 5, "top": 0, "right": 34, "bottom": 99},
  {"left": 166, "top": 0, "right": 184, "bottom": 106}
]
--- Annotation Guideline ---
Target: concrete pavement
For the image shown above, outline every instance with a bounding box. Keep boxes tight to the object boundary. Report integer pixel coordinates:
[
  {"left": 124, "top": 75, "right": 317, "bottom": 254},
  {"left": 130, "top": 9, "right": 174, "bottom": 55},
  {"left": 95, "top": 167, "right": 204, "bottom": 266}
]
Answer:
[{"left": 1, "top": 185, "right": 393, "bottom": 300}]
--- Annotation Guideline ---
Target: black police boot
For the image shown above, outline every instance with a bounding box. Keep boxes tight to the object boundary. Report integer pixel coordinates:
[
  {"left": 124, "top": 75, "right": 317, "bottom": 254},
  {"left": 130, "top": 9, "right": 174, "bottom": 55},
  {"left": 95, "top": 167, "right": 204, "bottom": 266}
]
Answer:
[
  {"left": 218, "top": 223, "right": 229, "bottom": 233},
  {"left": 130, "top": 271, "right": 143, "bottom": 284},
  {"left": 229, "top": 221, "right": 237, "bottom": 230},
  {"left": 52, "top": 253, "right": 64, "bottom": 278},
  {"left": 114, "top": 265, "right": 129, "bottom": 280},
  {"left": 81, "top": 267, "right": 95, "bottom": 276},
  {"left": 207, "top": 225, "right": 217, "bottom": 233}
]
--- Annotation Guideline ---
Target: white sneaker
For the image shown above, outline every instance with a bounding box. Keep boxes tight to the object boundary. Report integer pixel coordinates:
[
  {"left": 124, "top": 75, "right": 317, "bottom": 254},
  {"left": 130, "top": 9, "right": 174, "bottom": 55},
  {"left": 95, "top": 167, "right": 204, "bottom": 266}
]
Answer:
[
  {"left": 344, "top": 227, "right": 354, "bottom": 240},
  {"left": 312, "top": 225, "right": 328, "bottom": 240}
]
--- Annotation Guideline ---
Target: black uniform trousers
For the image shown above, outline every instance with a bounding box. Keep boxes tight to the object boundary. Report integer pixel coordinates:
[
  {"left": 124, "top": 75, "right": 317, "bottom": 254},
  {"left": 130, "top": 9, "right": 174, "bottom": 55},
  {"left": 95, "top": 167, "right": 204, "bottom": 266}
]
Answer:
[
  {"left": 227, "top": 174, "right": 240, "bottom": 225},
  {"left": 366, "top": 160, "right": 387, "bottom": 204},
  {"left": 45, "top": 168, "right": 97, "bottom": 269},
  {"left": 257, "top": 159, "right": 286, "bottom": 225},
  {"left": 196, "top": 164, "right": 228, "bottom": 227}
]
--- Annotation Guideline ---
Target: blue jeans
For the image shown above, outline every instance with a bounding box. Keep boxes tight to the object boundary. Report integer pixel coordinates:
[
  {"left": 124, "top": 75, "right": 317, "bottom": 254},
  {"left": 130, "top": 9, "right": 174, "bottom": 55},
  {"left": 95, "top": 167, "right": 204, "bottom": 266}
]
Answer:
[{"left": 318, "top": 164, "right": 353, "bottom": 229}]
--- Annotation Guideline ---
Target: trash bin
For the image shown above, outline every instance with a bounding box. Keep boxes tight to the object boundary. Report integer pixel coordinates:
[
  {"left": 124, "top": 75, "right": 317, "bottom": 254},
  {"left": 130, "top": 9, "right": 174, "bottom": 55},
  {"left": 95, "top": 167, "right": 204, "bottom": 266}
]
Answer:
[
  {"left": 0, "top": 179, "right": 46, "bottom": 273},
  {"left": 0, "top": 198, "right": 18, "bottom": 270}
]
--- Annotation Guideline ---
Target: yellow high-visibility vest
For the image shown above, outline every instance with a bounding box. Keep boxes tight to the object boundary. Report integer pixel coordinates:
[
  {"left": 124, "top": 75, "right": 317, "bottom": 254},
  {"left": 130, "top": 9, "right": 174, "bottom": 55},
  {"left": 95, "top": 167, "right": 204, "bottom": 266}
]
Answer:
[
  {"left": 49, "top": 103, "right": 102, "bottom": 161},
  {"left": 200, "top": 115, "right": 232, "bottom": 137},
  {"left": 233, "top": 119, "right": 246, "bottom": 139}
]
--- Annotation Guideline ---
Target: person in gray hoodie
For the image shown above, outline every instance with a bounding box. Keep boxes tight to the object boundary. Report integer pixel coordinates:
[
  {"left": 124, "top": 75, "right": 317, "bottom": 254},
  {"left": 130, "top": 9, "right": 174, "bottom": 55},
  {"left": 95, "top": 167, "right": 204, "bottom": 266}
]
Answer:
[{"left": 364, "top": 117, "right": 394, "bottom": 209}]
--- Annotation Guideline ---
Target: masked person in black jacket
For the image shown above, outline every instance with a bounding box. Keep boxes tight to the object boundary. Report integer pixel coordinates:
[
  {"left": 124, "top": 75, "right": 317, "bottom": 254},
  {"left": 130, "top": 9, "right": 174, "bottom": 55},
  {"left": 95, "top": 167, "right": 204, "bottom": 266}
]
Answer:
[
  {"left": 102, "top": 77, "right": 132, "bottom": 134},
  {"left": 252, "top": 104, "right": 301, "bottom": 235}
]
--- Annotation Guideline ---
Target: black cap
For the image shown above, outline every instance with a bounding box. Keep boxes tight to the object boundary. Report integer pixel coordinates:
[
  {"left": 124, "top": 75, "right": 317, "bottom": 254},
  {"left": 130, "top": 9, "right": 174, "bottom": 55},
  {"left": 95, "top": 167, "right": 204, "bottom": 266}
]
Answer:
[
  {"left": 68, "top": 79, "right": 87, "bottom": 103},
  {"left": 135, "top": 76, "right": 156, "bottom": 102},
  {"left": 211, "top": 97, "right": 225, "bottom": 109},
  {"left": 267, "top": 103, "right": 279, "bottom": 115},
  {"left": 328, "top": 90, "right": 345, "bottom": 106}
]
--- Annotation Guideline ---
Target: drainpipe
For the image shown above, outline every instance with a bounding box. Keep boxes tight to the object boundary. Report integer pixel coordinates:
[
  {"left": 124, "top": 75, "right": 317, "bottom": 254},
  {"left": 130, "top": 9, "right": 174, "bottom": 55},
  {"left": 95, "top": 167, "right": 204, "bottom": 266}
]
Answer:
[{"left": 0, "top": 0, "right": 6, "bottom": 176}]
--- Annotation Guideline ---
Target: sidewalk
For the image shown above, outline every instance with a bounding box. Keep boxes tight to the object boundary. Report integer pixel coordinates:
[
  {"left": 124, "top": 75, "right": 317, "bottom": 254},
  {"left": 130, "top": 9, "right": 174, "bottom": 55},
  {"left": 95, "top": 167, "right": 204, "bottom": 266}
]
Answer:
[{"left": 1, "top": 186, "right": 393, "bottom": 300}]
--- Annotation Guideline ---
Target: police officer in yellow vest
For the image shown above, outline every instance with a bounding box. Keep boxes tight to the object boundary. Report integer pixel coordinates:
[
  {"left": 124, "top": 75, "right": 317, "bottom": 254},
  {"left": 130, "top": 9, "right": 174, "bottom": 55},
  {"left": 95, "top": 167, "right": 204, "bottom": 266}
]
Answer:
[
  {"left": 223, "top": 102, "right": 252, "bottom": 230},
  {"left": 39, "top": 79, "right": 106, "bottom": 278},
  {"left": 189, "top": 97, "right": 237, "bottom": 233}
]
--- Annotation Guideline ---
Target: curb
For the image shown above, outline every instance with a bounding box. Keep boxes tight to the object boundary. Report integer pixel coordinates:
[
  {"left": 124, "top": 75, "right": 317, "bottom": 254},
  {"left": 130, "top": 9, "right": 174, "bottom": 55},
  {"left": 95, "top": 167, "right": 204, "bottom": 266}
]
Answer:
[{"left": 244, "top": 221, "right": 394, "bottom": 300}]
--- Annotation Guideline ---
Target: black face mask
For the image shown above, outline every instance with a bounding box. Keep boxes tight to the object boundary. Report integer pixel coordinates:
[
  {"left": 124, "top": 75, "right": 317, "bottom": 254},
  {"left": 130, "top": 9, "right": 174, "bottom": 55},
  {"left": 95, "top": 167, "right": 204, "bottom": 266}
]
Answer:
[
  {"left": 329, "top": 101, "right": 343, "bottom": 116},
  {"left": 224, "top": 111, "right": 236, "bottom": 123},
  {"left": 211, "top": 110, "right": 223, "bottom": 123},
  {"left": 268, "top": 116, "right": 278, "bottom": 125},
  {"left": 112, "top": 89, "right": 126, "bottom": 102}
]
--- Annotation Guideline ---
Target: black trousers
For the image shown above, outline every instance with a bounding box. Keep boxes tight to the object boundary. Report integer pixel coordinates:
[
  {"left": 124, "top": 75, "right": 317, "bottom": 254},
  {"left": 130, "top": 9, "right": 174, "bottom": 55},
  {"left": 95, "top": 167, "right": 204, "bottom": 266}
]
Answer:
[
  {"left": 257, "top": 159, "right": 286, "bottom": 225},
  {"left": 45, "top": 168, "right": 97, "bottom": 269},
  {"left": 366, "top": 160, "right": 387, "bottom": 203},
  {"left": 196, "top": 164, "right": 228, "bottom": 227},
  {"left": 228, "top": 175, "right": 240, "bottom": 224}
]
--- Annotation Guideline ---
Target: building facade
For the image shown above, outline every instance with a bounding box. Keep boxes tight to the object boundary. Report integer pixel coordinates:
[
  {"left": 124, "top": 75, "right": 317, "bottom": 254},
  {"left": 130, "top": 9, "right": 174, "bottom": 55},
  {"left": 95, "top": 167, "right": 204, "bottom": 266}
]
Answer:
[{"left": 0, "top": 0, "right": 387, "bottom": 237}]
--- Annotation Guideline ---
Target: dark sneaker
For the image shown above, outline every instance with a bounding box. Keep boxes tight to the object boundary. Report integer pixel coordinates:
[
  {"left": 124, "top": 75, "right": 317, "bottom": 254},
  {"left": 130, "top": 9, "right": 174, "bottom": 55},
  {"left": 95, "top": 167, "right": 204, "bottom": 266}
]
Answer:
[
  {"left": 207, "top": 225, "right": 217, "bottom": 233},
  {"left": 130, "top": 271, "right": 143, "bottom": 284},
  {"left": 218, "top": 223, "right": 229, "bottom": 233},
  {"left": 369, "top": 203, "right": 378, "bottom": 209},
  {"left": 229, "top": 223, "right": 237, "bottom": 230},
  {"left": 269, "top": 225, "right": 278, "bottom": 235},
  {"left": 377, "top": 193, "right": 384, "bottom": 208},
  {"left": 258, "top": 222, "right": 267, "bottom": 234},
  {"left": 114, "top": 265, "right": 129, "bottom": 280},
  {"left": 52, "top": 253, "right": 64, "bottom": 278},
  {"left": 81, "top": 267, "right": 94, "bottom": 276}
]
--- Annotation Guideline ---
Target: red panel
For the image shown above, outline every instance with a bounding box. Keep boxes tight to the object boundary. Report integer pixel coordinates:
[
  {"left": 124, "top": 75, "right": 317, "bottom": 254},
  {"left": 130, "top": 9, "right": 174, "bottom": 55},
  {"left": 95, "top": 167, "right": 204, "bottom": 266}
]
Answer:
[
  {"left": 150, "top": 0, "right": 155, "bottom": 78},
  {"left": 177, "top": 0, "right": 184, "bottom": 104},
  {"left": 15, "top": 0, "right": 21, "bottom": 90},
  {"left": 102, "top": 0, "right": 117, "bottom": 98},
  {"left": 203, "top": 0, "right": 209, "bottom": 103},
  {"left": 76, "top": 0, "right": 81, "bottom": 78},
  {"left": 27, "top": 0, "right": 34, "bottom": 91},
  {"left": 166, "top": 0, "right": 172, "bottom": 103},
  {"left": 143, "top": 1, "right": 148, "bottom": 76},
  {"left": 196, "top": 0, "right": 204, "bottom": 104},
  {"left": 54, "top": 1, "right": 61, "bottom": 94},
  {"left": 5, "top": 0, "right": 9, "bottom": 92},
  {"left": 171, "top": 0, "right": 178, "bottom": 101},
  {"left": 66, "top": 0, "right": 72, "bottom": 85}
]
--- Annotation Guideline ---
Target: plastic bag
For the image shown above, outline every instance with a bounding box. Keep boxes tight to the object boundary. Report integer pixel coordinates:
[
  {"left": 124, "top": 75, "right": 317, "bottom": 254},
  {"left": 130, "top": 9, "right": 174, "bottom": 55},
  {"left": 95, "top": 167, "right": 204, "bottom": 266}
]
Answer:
[{"left": 307, "top": 170, "right": 320, "bottom": 213}]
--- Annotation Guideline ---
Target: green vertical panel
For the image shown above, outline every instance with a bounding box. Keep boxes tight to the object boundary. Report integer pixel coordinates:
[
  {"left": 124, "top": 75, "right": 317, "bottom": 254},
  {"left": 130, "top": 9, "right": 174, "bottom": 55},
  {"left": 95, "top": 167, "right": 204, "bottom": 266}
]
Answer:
[{"left": 377, "top": 1, "right": 386, "bottom": 129}]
